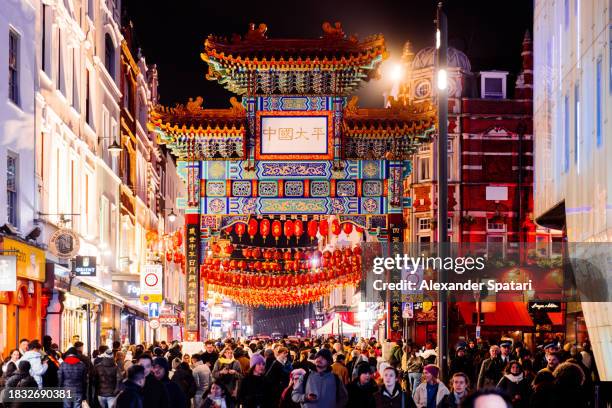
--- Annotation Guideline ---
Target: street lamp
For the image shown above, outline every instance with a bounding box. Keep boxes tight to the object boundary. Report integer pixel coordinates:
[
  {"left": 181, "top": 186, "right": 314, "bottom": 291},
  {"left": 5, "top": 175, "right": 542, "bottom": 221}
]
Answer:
[
  {"left": 436, "top": 1, "right": 449, "bottom": 382},
  {"left": 167, "top": 208, "right": 177, "bottom": 223},
  {"left": 99, "top": 137, "right": 122, "bottom": 158}
]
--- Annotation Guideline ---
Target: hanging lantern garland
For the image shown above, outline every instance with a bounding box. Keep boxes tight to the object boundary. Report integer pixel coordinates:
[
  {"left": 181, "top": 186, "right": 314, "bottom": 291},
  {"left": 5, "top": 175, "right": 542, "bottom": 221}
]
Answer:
[{"left": 260, "top": 218, "right": 270, "bottom": 242}]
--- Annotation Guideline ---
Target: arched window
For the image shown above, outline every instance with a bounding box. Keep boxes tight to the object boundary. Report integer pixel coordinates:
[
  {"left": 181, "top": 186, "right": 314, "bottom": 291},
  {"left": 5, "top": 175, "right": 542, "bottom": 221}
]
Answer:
[{"left": 104, "top": 33, "right": 115, "bottom": 78}]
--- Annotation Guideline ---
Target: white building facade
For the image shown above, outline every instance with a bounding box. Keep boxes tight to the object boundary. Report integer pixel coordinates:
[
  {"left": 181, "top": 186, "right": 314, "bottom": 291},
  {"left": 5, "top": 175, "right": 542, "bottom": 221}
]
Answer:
[{"left": 534, "top": 0, "right": 612, "bottom": 380}]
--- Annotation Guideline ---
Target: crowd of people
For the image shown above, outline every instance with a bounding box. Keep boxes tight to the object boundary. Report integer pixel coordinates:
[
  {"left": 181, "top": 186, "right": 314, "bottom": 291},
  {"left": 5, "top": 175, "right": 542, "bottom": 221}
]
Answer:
[{"left": 0, "top": 334, "right": 600, "bottom": 408}]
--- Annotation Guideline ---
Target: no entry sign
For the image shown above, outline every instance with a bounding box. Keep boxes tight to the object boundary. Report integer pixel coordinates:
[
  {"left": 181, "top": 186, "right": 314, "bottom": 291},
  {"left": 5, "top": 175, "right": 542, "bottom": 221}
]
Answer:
[{"left": 140, "top": 264, "right": 163, "bottom": 303}]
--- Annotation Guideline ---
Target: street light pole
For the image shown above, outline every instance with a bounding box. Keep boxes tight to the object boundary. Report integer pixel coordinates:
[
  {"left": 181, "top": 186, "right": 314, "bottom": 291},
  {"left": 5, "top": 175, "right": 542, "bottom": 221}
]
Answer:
[{"left": 436, "top": 1, "right": 449, "bottom": 382}]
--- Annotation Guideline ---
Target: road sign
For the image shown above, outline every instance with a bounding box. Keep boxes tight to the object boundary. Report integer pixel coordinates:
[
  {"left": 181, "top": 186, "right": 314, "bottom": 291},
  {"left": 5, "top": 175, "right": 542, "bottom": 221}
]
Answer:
[
  {"left": 476, "top": 325, "right": 481, "bottom": 339},
  {"left": 148, "top": 302, "right": 160, "bottom": 318},
  {"left": 149, "top": 319, "right": 160, "bottom": 329},
  {"left": 211, "top": 319, "right": 222, "bottom": 328},
  {"left": 140, "top": 264, "right": 163, "bottom": 303}
]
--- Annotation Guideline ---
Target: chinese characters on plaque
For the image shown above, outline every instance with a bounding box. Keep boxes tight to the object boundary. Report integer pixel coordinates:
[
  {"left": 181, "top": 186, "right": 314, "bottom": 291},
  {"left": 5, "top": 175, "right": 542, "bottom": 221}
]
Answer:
[
  {"left": 185, "top": 224, "right": 200, "bottom": 332},
  {"left": 260, "top": 116, "right": 328, "bottom": 154}
]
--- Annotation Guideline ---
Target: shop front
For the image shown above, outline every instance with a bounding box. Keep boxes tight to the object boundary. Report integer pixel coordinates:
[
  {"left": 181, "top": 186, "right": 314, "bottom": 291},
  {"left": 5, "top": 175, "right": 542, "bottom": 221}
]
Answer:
[{"left": 0, "top": 237, "right": 45, "bottom": 355}]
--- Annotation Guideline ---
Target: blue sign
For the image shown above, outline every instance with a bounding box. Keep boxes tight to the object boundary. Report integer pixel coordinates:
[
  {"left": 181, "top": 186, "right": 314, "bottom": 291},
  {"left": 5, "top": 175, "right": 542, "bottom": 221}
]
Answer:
[
  {"left": 211, "top": 319, "right": 222, "bottom": 328},
  {"left": 148, "top": 303, "right": 160, "bottom": 318}
]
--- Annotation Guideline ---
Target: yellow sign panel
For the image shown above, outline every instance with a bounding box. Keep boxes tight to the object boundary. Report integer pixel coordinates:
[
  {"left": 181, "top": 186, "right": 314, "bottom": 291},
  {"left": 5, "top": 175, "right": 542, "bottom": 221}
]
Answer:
[
  {"left": 2, "top": 238, "right": 45, "bottom": 282},
  {"left": 140, "top": 294, "right": 163, "bottom": 303}
]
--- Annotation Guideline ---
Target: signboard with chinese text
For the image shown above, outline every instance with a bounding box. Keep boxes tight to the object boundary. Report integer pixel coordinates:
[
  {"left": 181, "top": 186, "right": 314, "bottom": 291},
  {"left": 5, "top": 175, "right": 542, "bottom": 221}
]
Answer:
[
  {"left": 185, "top": 223, "right": 200, "bottom": 333},
  {"left": 255, "top": 111, "right": 334, "bottom": 160},
  {"left": 388, "top": 214, "right": 404, "bottom": 338}
]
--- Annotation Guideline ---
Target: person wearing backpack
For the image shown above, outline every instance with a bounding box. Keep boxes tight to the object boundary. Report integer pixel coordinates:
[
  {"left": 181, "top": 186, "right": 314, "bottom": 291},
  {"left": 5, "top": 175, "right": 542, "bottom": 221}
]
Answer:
[{"left": 291, "top": 349, "right": 348, "bottom": 408}]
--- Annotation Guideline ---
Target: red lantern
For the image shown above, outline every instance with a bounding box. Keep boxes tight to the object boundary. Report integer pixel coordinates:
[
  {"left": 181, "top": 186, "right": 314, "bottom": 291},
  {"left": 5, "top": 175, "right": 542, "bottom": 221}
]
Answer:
[
  {"left": 294, "top": 220, "right": 304, "bottom": 239},
  {"left": 353, "top": 246, "right": 362, "bottom": 256},
  {"left": 284, "top": 220, "right": 294, "bottom": 242},
  {"left": 294, "top": 250, "right": 303, "bottom": 261},
  {"left": 307, "top": 220, "right": 318, "bottom": 242},
  {"left": 224, "top": 225, "right": 233, "bottom": 236},
  {"left": 166, "top": 251, "right": 173, "bottom": 262},
  {"left": 331, "top": 219, "right": 341, "bottom": 235},
  {"left": 273, "top": 249, "right": 282, "bottom": 261},
  {"left": 342, "top": 222, "right": 353, "bottom": 235},
  {"left": 356, "top": 225, "right": 364, "bottom": 233},
  {"left": 252, "top": 247, "right": 262, "bottom": 259},
  {"left": 260, "top": 219, "right": 271, "bottom": 241},
  {"left": 283, "top": 250, "right": 293, "bottom": 261},
  {"left": 224, "top": 243, "right": 234, "bottom": 255},
  {"left": 272, "top": 220, "right": 282, "bottom": 244},
  {"left": 319, "top": 219, "right": 329, "bottom": 236},
  {"left": 242, "top": 248, "right": 250, "bottom": 258},
  {"left": 235, "top": 223, "right": 246, "bottom": 240},
  {"left": 247, "top": 218, "right": 258, "bottom": 241},
  {"left": 173, "top": 231, "right": 183, "bottom": 247},
  {"left": 211, "top": 243, "right": 221, "bottom": 254}
]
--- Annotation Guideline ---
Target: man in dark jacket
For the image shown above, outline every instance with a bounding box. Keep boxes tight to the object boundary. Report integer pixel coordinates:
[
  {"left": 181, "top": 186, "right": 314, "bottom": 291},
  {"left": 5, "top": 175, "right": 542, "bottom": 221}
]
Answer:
[
  {"left": 449, "top": 346, "right": 475, "bottom": 384},
  {"left": 201, "top": 340, "right": 219, "bottom": 368},
  {"left": 94, "top": 349, "right": 122, "bottom": 407},
  {"left": 165, "top": 341, "right": 182, "bottom": 366},
  {"left": 59, "top": 348, "right": 87, "bottom": 408},
  {"left": 151, "top": 357, "right": 187, "bottom": 408},
  {"left": 476, "top": 345, "right": 504, "bottom": 389},
  {"left": 171, "top": 362, "right": 196, "bottom": 406},
  {"left": 346, "top": 361, "right": 377, "bottom": 408},
  {"left": 136, "top": 354, "right": 169, "bottom": 408},
  {"left": 264, "top": 348, "right": 289, "bottom": 406},
  {"left": 115, "top": 365, "right": 145, "bottom": 408}
]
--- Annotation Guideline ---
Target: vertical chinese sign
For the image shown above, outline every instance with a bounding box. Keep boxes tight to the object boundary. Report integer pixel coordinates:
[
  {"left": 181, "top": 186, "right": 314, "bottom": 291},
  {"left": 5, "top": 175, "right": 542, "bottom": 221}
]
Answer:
[
  {"left": 185, "top": 216, "right": 200, "bottom": 340},
  {"left": 388, "top": 214, "right": 404, "bottom": 341}
]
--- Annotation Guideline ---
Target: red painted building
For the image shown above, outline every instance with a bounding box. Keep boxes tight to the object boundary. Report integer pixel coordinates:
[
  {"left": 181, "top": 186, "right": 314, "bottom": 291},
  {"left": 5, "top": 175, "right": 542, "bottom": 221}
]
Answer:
[{"left": 389, "top": 33, "right": 563, "bottom": 346}]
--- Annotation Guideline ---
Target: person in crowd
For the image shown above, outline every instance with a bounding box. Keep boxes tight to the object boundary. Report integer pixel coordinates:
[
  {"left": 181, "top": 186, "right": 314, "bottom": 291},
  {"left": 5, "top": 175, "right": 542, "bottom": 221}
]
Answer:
[
  {"left": 115, "top": 364, "right": 146, "bottom": 408},
  {"left": 461, "top": 388, "right": 512, "bottom": 408},
  {"left": 202, "top": 340, "right": 220, "bottom": 368},
  {"left": 115, "top": 350, "right": 127, "bottom": 378},
  {"left": 19, "top": 339, "right": 48, "bottom": 389},
  {"left": 373, "top": 365, "right": 416, "bottom": 408},
  {"left": 549, "top": 361, "right": 588, "bottom": 408},
  {"left": 182, "top": 353, "right": 192, "bottom": 367},
  {"left": 496, "top": 361, "right": 530, "bottom": 408},
  {"left": 235, "top": 348, "right": 251, "bottom": 374},
  {"left": 2, "top": 349, "right": 20, "bottom": 374},
  {"left": 529, "top": 370, "right": 555, "bottom": 408},
  {"left": 172, "top": 361, "right": 197, "bottom": 406},
  {"left": 346, "top": 361, "right": 378, "bottom": 407},
  {"left": 388, "top": 340, "right": 403, "bottom": 369},
  {"left": 18, "top": 339, "right": 29, "bottom": 357},
  {"left": 498, "top": 342, "right": 512, "bottom": 366},
  {"left": 94, "top": 345, "right": 109, "bottom": 366},
  {"left": 237, "top": 353, "right": 273, "bottom": 408},
  {"left": 201, "top": 379, "right": 235, "bottom": 408},
  {"left": 449, "top": 345, "right": 473, "bottom": 383},
  {"left": 418, "top": 341, "right": 437, "bottom": 366},
  {"left": 192, "top": 353, "right": 212, "bottom": 407},
  {"left": 212, "top": 346, "right": 242, "bottom": 397},
  {"left": 94, "top": 348, "right": 122, "bottom": 408},
  {"left": 292, "top": 348, "right": 348, "bottom": 408},
  {"left": 5, "top": 360, "right": 38, "bottom": 408},
  {"left": 136, "top": 354, "right": 170, "bottom": 408},
  {"left": 166, "top": 341, "right": 183, "bottom": 367},
  {"left": 58, "top": 347, "right": 87, "bottom": 408},
  {"left": 277, "top": 346, "right": 293, "bottom": 375},
  {"left": 437, "top": 372, "right": 470, "bottom": 408},
  {"left": 348, "top": 349, "right": 369, "bottom": 381},
  {"left": 263, "top": 348, "right": 290, "bottom": 406},
  {"left": 152, "top": 357, "right": 187, "bottom": 408},
  {"left": 412, "top": 365, "right": 449, "bottom": 408},
  {"left": 476, "top": 345, "right": 504, "bottom": 389},
  {"left": 280, "top": 368, "right": 306, "bottom": 408},
  {"left": 538, "top": 351, "right": 561, "bottom": 375},
  {"left": 402, "top": 345, "right": 423, "bottom": 397},
  {"left": 331, "top": 353, "right": 349, "bottom": 385}
]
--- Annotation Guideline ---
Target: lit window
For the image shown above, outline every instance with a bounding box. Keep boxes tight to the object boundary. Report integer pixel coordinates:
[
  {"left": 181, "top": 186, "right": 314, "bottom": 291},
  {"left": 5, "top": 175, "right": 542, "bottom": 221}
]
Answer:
[
  {"left": 419, "top": 218, "right": 431, "bottom": 231},
  {"left": 486, "top": 222, "right": 506, "bottom": 232},
  {"left": 418, "top": 157, "right": 431, "bottom": 181},
  {"left": 7, "top": 153, "right": 18, "bottom": 227}
]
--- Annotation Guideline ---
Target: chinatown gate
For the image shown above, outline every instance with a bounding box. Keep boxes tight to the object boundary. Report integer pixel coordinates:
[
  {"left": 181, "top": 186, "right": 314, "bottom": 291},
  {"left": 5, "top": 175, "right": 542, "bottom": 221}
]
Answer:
[{"left": 149, "top": 23, "right": 436, "bottom": 340}]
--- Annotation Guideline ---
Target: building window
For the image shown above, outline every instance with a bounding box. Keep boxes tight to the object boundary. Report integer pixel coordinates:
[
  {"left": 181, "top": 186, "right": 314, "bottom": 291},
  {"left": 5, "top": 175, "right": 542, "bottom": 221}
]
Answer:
[
  {"left": 72, "top": 49, "right": 80, "bottom": 111},
  {"left": 596, "top": 58, "right": 602, "bottom": 147},
  {"left": 418, "top": 143, "right": 431, "bottom": 153},
  {"left": 480, "top": 72, "right": 507, "bottom": 99},
  {"left": 85, "top": 69, "right": 93, "bottom": 127},
  {"left": 418, "top": 156, "right": 430, "bottom": 181},
  {"left": 42, "top": 5, "right": 51, "bottom": 74},
  {"left": 486, "top": 221, "right": 506, "bottom": 232},
  {"left": 447, "top": 217, "right": 453, "bottom": 231},
  {"left": 564, "top": 0, "right": 569, "bottom": 29},
  {"left": 419, "top": 218, "right": 431, "bottom": 231},
  {"left": 574, "top": 83, "right": 580, "bottom": 169},
  {"left": 8, "top": 30, "right": 19, "bottom": 106},
  {"left": 87, "top": 0, "right": 94, "bottom": 19},
  {"left": 7, "top": 153, "right": 18, "bottom": 227},
  {"left": 564, "top": 94, "right": 569, "bottom": 172},
  {"left": 104, "top": 34, "right": 115, "bottom": 79}
]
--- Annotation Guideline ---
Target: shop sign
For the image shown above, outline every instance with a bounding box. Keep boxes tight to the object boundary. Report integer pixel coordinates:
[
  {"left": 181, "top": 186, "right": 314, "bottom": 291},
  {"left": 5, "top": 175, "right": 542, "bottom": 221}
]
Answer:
[
  {"left": 0, "top": 256, "right": 17, "bottom": 291},
  {"left": 211, "top": 319, "right": 222, "bottom": 327},
  {"left": 140, "top": 264, "right": 162, "bottom": 303},
  {"left": 402, "top": 303, "right": 413, "bottom": 319},
  {"left": 149, "top": 318, "right": 160, "bottom": 329},
  {"left": 48, "top": 229, "right": 80, "bottom": 259},
  {"left": 2, "top": 238, "right": 45, "bottom": 282},
  {"left": 112, "top": 280, "right": 141, "bottom": 299},
  {"left": 159, "top": 315, "right": 179, "bottom": 326},
  {"left": 528, "top": 301, "right": 561, "bottom": 313},
  {"left": 185, "top": 223, "right": 200, "bottom": 332},
  {"left": 74, "top": 256, "right": 96, "bottom": 277}
]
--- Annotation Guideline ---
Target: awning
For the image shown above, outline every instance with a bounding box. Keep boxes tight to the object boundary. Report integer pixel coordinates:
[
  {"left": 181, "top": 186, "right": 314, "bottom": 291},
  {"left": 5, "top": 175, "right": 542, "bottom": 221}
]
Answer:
[
  {"left": 73, "top": 278, "right": 126, "bottom": 307},
  {"left": 457, "top": 302, "right": 534, "bottom": 328},
  {"left": 316, "top": 314, "right": 360, "bottom": 336},
  {"left": 547, "top": 312, "right": 564, "bottom": 326}
]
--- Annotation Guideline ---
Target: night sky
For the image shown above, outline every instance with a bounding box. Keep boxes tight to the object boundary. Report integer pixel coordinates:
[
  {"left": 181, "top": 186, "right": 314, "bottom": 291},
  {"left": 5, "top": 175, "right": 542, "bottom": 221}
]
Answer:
[{"left": 124, "top": 0, "right": 533, "bottom": 108}]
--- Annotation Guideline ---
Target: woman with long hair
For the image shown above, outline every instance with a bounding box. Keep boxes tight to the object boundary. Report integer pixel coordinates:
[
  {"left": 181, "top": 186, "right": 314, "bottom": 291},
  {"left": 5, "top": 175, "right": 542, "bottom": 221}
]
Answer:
[{"left": 200, "top": 380, "right": 235, "bottom": 408}]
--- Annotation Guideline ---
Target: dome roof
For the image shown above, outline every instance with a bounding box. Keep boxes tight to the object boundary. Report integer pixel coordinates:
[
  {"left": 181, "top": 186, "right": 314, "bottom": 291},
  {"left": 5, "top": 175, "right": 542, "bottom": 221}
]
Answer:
[{"left": 411, "top": 46, "right": 471, "bottom": 72}]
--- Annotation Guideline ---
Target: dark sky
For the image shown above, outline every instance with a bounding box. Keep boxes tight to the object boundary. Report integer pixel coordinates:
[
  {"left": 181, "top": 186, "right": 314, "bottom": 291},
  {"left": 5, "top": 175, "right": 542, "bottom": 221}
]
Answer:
[{"left": 124, "top": 0, "right": 533, "bottom": 108}]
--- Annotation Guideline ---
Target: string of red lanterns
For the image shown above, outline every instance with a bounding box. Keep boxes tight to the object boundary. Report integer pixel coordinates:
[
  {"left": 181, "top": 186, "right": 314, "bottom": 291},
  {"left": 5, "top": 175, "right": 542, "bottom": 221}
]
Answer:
[{"left": 222, "top": 218, "right": 364, "bottom": 242}]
